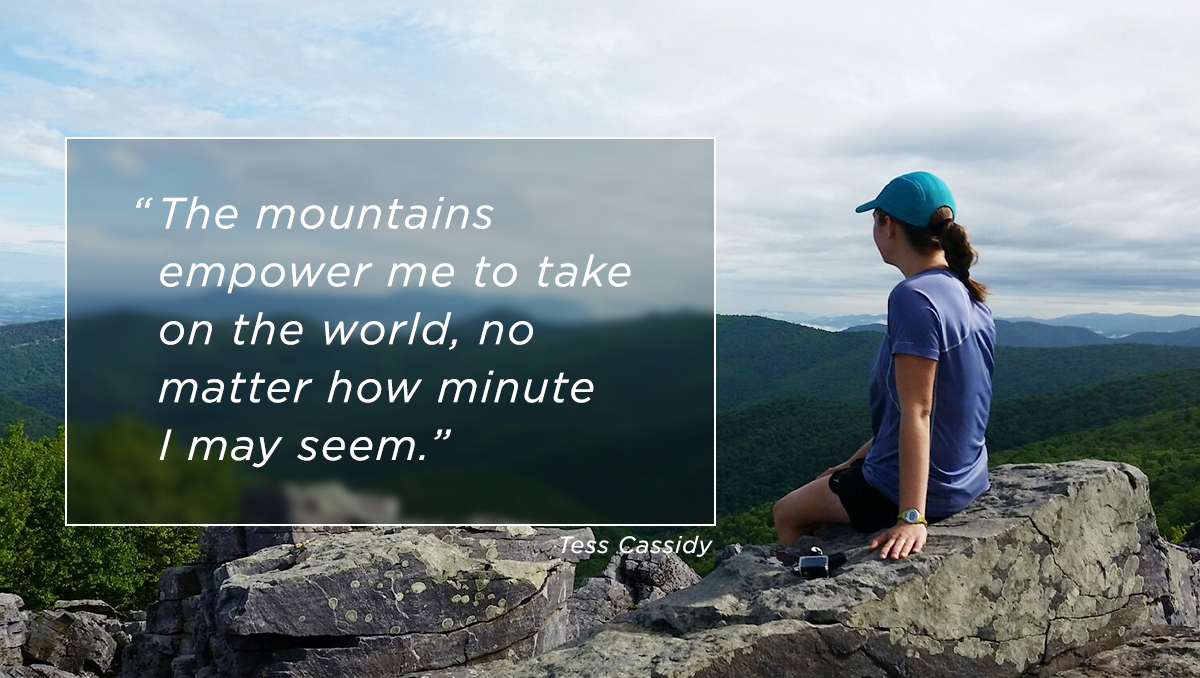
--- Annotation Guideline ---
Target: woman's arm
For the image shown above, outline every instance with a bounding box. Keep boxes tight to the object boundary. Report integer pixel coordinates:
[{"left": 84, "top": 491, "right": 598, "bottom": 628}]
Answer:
[
  {"left": 815, "top": 437, "right": 873, "bottom": 480},
  {"left": 868, "top": 353, "right": 937, "bottom": 559},
  {"left": 894, "top": 354, "right": 936, "bottom": 517}
]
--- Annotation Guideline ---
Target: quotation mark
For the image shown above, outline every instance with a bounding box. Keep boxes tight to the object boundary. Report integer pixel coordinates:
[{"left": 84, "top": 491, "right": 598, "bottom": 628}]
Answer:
[
  {"left": 422, "top": 428, "right": 452, "bottom": 461},
  {"left": 136, "top": 197, "right": 154, "bottom": 208}
]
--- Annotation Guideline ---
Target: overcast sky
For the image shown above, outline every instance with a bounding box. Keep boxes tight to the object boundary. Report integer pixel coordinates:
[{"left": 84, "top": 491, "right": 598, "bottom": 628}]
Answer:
[{"left": 2, "top": 2, "right": 1198, "bottom": 318}]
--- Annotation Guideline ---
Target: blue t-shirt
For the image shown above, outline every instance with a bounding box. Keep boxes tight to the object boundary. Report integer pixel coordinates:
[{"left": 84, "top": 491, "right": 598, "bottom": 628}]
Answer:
[{"left": 862, "top": 268, "right": 996, "bottom": 517}]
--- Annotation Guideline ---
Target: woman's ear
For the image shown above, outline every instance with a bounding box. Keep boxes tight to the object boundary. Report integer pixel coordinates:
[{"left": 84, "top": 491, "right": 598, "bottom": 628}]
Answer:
[{"left": 883, "top": 215, "right": 897, "bottom": 240}]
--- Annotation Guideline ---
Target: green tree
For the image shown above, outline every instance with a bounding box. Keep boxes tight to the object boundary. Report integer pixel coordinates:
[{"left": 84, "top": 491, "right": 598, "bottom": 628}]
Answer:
[{"left": 0, "top": 421, "right": 200, "bottom": 610}]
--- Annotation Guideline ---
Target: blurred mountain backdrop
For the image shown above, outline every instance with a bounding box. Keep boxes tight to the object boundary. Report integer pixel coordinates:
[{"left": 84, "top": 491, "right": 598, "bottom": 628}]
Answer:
[{"left": 2, "top": 308, "right": 1199, "bottom": 576}]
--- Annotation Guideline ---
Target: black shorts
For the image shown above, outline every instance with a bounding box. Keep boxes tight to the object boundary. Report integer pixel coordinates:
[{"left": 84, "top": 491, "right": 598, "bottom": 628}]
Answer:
[{"left": 828, "top": 459, "right": 951, "bottom": 533}]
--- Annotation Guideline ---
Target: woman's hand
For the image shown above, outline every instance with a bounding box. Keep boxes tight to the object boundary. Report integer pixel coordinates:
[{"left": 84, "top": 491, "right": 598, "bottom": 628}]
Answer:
[
  {"left": 814, "top": 461, "right": 851, "bottom": 481},
  {"left": 868, "top": 521, "right": 927, "bottom": 560}
]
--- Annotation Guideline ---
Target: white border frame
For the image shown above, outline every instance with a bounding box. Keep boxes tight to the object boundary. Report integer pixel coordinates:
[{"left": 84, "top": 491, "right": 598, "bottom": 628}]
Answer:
[{"left": 64, "top": 136, "right": 718, "bottom": 528}]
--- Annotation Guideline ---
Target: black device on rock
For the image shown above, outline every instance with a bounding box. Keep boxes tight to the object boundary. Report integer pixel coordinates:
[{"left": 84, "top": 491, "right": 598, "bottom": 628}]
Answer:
[{"left": 796, "top": 546, "right": 830, "bottom": 579}]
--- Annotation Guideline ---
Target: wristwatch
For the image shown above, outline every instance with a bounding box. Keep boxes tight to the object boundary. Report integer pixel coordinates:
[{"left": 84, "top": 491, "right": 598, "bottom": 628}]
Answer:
[{"left": 898, "top": 508, "right": 928, "bottom": 525}]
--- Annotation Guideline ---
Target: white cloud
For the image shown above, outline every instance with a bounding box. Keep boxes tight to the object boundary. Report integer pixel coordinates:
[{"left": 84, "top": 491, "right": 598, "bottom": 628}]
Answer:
[
  {"left": 2, "top": 1, "right": 1199, "bottom": 316},
  {"left": 0, "top": 115, "right": 64, "bottom": 170}
]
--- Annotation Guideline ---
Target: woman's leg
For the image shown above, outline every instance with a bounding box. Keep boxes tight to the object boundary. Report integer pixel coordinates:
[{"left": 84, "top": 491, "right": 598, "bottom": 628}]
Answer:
[{"left": 773, "top": 476, "right": 852, "bottom": 545}]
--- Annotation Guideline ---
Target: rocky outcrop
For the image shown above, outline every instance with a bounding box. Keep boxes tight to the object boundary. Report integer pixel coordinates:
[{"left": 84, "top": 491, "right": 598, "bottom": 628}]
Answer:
[
  {"left": 614, "top": 551, "right": 702, "bottom": 605},
  {"left": 1140, "top": 532, "right": 1200, "bottom": 631},
  {"left": 14, "top": 459, "right": 1197, "bottom": 677},
  {"left": 421, "top": 461, "right": 1200, "bottom": 678},
  {"left": 123, "top": 525, "right": 593, "bottom": 678},
  {"left": 1, "top": 595, "right": 24, "bottom": 667},
  {"left": 23, "top": 610, "right": 117, "bottom": 676},
  {"left": 0, "top": 595, "right": 134, "bottom": 678}
]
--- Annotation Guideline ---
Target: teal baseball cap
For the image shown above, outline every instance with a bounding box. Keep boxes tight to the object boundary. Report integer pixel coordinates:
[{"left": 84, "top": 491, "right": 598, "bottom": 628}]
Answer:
[{"left": 855, "top": 171, "right": 956, "bottom": 227}]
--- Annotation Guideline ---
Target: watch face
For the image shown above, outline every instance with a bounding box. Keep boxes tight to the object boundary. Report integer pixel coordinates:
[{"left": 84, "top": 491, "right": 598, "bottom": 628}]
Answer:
[{"left": 903, "top": 509, "right": 920, "bottom": 523}]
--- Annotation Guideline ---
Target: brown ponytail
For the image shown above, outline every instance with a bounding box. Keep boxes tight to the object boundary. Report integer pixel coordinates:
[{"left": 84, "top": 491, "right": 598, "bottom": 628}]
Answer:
[{"left": 891, "top": 205, "right": 989, "bottom": 303}]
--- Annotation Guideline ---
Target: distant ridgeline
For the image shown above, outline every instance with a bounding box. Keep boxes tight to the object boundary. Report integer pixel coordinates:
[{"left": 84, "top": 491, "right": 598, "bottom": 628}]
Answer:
[
  {"left": 0, "top": 319, "right": 63, "bottom": 439},
  {"left": 844, "top": 317, "right": 1200, "bottom": 348}
]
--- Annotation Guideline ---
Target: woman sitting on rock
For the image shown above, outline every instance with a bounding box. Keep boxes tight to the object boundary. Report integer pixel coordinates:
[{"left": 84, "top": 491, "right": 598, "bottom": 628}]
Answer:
[{"left": 772, "top": 171, "right": 996, "bottom": 561}]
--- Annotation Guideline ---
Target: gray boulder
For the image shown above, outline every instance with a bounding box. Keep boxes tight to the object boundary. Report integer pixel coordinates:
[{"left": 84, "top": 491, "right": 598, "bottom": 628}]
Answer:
[
  {"left": 196, "top": 529, "right": 247, "bottom": 565},
  {"left": 419, "top": 461, "right": 1200, "bottom": 678},
  {"left": 132, "top": 526, "right": 595, "bottom": 677},
  {"left": 119, "top": 631, "right": 175, "bottom": 678},
  {"left": 50, "top": 599, "right": 131, "bottom": 671},
  {"left": 1141, "top": 536, "right": 1200, "bottom": 629},
  {"left": 618, "top": 551, "right": 702, "bottom": 604},
  {"left": 23, "top": 609, "right": 116, "bottom": 676},
  {"left": 169, "top": 653, "right": 196, "bottom": 678},
  {"left": 0, "top": 594, "right": 24, "bottom": 667},
  {"left": 565, "top": 574, "right": 634, "bottom": 643},
  {"left": 145, "top": 597, "right": 200, "bottom": 636},
  {"left": 157, "top": 567, "right": 204, "bottom": 602},
  {"left": 566, "top": 551, "right": 701, "bottom": 641},
  {"left": 212, "top": 529, "right": 567, "bottom": 638},
  {"left": 713, "top": 543, "right": 742, "bottom": 565}
]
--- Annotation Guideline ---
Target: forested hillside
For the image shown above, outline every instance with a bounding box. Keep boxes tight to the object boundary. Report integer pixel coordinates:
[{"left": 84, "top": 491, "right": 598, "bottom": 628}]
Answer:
[
  {"left": 0, "top": 391, "right": 58, "bottom": 440},
  {"left": 992, "top": 407, "right": 1200, "bottom": 534},
  {"left": 0, "top": 319, "right": 64, "bottom": 419},
  {"left": 716, "top": 369, "right": 1200, "bottom": 520}
]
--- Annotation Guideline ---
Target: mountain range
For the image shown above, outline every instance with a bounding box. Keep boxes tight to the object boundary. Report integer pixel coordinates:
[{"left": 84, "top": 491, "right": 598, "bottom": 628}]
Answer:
[
  {"left": 799, "top": 312, "right": 1200, "bottom": 337},
  {"left": 842, "top": 318, "right": 1200, "bottom": 348},
  {"left": 2, "top": 310, "right": 1198, "bottom": 570}
]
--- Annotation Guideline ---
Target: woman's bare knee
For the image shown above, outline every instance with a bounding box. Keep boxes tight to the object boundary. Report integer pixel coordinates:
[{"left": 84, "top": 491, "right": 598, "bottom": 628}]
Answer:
[
  {"left": 773, "top": 487, "right": 815, "bottom": 544},
  {"left": 774, "top": 478, "right": 849, "bottom": 535},
  {"left": 772, "top": 496, "right": 789, "bottom": 523}
]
